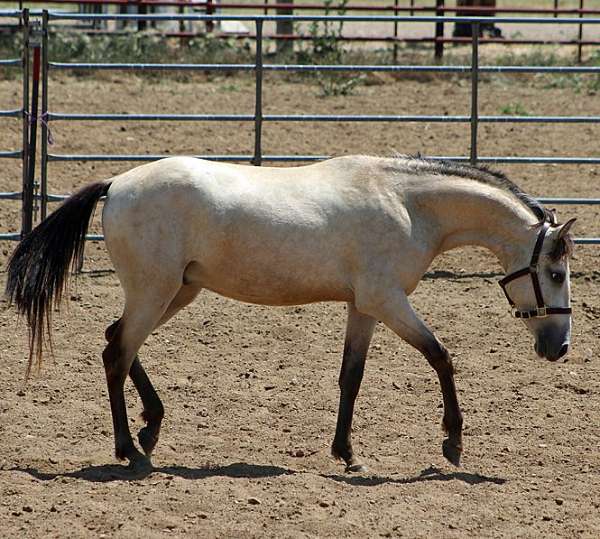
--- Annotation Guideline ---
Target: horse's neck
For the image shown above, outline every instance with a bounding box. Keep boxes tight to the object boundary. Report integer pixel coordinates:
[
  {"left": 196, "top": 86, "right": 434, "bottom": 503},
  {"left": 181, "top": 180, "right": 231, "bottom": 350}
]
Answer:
[{"left": 410, "top": 179, "right": 539, "bottom": 272}]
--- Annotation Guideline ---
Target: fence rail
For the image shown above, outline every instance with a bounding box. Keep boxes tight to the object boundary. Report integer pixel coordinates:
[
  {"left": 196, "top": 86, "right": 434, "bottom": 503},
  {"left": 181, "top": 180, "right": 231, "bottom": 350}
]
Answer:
[
  {"left": 42, "top": 12, "right": 600, "bottom": 23},
  {"left": 0, "top": 10, "right": 598, "bottom": 244},
  {"left": 4, "top": 3, "right": 600, "bottom": 62}
]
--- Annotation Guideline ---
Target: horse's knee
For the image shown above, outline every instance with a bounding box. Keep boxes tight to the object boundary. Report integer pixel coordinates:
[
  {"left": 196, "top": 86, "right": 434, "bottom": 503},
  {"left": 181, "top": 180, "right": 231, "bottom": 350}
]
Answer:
[{"left": 423, "top": 340, "right": 455, "bottom": 374}]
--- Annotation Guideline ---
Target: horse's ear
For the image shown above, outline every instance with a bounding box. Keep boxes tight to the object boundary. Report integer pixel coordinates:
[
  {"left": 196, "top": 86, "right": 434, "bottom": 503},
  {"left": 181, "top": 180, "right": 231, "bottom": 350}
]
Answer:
[{"left": 559, "top": 218, "right": 576, "bottom": 238}]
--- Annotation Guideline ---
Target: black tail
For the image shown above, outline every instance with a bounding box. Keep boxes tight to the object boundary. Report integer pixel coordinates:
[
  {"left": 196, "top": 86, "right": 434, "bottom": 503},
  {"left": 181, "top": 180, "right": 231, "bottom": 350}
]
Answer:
[{"left": 5, "top": 180, "right": 112, "bottom": 376}]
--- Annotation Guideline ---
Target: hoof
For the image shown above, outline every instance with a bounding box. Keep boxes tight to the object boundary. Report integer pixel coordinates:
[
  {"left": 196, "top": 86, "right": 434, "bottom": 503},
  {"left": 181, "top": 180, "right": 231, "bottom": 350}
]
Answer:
[
  {"left": 107, "top": 451, "right": 152, "bottom": 480},
  {"left": 442, "top": 438, "right": 462, "bottom": 467},
  {"left": 138, "top": 426, "right": 159, "bottom": 457},
  {"left": 346, "top": 462, "right": 368, "bottom": 473},
  {"left": 127, "top": 452, "right": 153, "bottom": 477}
]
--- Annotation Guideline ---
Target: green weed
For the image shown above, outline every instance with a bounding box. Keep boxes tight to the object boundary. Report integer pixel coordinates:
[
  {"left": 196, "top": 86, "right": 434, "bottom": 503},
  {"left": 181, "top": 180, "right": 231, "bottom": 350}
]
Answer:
[{"left": 500, "top": 102, "right": 529, "bottom": 115}]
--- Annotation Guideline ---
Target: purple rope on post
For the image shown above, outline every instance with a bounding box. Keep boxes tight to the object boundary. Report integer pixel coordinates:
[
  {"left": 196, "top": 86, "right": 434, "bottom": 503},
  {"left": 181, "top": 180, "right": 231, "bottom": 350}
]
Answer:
[
  {"left": 24, "top": 111, "right": 54, "bottom": 145},
  {"left": 40, "top": 112, "right": 55, "bottom": 145}
]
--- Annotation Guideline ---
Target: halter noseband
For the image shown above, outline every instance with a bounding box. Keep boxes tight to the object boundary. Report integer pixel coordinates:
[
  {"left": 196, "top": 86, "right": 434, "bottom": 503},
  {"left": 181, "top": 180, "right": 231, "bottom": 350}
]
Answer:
[{"left": 498, "top": 221, "right": 572, "bottom": 320}]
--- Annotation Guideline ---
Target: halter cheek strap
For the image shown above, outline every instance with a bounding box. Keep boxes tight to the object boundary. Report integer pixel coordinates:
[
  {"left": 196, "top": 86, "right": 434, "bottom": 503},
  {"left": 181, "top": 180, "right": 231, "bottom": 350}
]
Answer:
[{"left": 498, "top": 221, "right": 572, "bottom": 320}]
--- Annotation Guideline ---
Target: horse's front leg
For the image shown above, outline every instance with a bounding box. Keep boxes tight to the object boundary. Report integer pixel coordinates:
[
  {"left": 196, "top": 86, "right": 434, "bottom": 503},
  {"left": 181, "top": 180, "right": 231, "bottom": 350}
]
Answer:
[
  {"left": 356, "top": 287, "right": 463, "bottom": 466},
  {"left": 331, "top": 303, "right": 377, "bottom": 472}
]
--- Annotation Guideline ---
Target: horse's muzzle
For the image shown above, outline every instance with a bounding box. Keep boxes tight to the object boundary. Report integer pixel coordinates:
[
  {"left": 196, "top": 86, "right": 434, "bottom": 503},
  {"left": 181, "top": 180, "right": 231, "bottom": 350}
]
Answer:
[{"left": 535, "top": 340, "right": 569, "bottom": 362}]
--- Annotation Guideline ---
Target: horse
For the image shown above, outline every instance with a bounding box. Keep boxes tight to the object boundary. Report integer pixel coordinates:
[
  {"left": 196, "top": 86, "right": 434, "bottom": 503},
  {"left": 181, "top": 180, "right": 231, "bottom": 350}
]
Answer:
[{"left": 5, "top": 154, "right": 576, "bottom": 474}]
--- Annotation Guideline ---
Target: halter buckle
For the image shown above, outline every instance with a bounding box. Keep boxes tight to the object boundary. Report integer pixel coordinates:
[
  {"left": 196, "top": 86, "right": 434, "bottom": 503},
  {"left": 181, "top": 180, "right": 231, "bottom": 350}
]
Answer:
[{"left": 536, "top": 306, "right": 548, "bottom": 318}]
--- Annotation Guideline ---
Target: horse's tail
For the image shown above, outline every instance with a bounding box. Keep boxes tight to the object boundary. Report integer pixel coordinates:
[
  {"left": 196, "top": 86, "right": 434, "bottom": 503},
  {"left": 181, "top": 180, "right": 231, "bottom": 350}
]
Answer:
[{"left": 5, "top": 180, "right": 112, "bottom": 377}]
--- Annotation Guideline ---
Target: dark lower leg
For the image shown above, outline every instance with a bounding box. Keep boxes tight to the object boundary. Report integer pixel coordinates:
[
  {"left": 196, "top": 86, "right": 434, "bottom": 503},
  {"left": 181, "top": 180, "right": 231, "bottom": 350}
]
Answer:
[
  {"left": 426, "top": 344, "right": 463, "bottom": 465},
  {"left": 331, "top": 306, "right": 375, "bottom": 471},
  {"left": 103, "top": 328, "right": 148, "bottom": 467},
  {"left": 332, "top": 341, "right": 367, "bottom": 469},
  {"left": 107, "top": 320, "right": 163, "bottom": 456},
  {"left": 129, "top": 357, "right": 164, "bottom": 456}
]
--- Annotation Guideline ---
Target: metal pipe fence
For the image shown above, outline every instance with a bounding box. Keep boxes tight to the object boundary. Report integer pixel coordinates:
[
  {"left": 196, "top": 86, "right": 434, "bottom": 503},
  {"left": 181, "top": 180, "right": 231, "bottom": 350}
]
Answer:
[
  {"left": 4, "top": 1, "right": 600, "bottom": 57},
  {"left": 1, "top": 10, "right": 598, "bottom": 244},
  {"left": 0, "top": 10, "right": 29, "bottom": 241},
  {"left": 6, "top": 0, "right": 600, "bottom": 14}
]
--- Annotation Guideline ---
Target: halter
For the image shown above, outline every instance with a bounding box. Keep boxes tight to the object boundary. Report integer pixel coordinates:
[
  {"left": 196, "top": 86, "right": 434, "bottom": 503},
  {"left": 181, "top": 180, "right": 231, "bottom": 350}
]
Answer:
[{"left": 498, "top": 221, "right": 572, "bottom": 320}]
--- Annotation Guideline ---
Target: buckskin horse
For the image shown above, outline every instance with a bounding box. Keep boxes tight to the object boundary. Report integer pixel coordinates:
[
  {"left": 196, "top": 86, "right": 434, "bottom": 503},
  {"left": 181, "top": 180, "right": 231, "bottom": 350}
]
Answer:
[{"left": 6, "top": 155, "right": 575, "bottom": 474}]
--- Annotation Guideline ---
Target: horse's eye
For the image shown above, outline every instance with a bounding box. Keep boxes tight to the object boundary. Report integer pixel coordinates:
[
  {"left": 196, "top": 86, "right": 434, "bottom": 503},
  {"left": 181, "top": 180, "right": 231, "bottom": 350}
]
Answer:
[{"left": 551, "top": 271, "right": 565, "bottom": 284}]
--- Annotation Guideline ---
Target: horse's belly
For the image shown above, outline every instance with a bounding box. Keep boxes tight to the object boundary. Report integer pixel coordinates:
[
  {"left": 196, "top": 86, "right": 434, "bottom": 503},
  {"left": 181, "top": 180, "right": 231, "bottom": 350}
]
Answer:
[{"left": 183, "top": 260, "right": 354, "bottom": 306}]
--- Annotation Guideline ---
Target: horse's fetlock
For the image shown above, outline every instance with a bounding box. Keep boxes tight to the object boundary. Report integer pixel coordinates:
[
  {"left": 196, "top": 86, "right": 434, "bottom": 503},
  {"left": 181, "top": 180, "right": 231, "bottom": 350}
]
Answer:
[
  {"left": 138, "top": 426, "right": 159, "bottom": 456},
  {"left": 141, "top": 403, "right": 164, "bottom": 425},
  {"left": 331, "top": 440, "right": 352, "bottom": 463},
  {"left": 115, "top": 444, "right": 129, "bottom": 461}
]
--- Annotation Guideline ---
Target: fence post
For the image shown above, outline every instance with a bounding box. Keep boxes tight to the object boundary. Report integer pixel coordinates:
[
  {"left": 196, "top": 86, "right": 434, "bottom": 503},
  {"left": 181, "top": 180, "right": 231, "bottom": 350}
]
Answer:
[
  {"left": 40, "top": 10, "right": 49, "bottom": 220},
  {"left": 577, "top": 0, "right": 584, "bottom": 63},
  {"left": 253, "top": 20, "right": 264, "bottom": 166},
  {"left": 393, "top": 0, "right": 399, "bottom": 63},
  {"left": 434, "top": 0, "right": 444, "bottom": 60},
  {"left": 470, "top": 22, "right": 479, "bottom": 165},
  {"left": 21, "top": 8, "right": 32, "bottom": 236},
  {"left": 24, "top": 16, "right": 42, "bottom": 235}
]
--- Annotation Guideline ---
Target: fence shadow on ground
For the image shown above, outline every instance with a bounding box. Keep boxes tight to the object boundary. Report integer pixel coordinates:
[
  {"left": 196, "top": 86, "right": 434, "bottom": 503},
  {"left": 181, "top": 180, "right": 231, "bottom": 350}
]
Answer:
[{"left": 9, "top": 462, "right": 506, "bottom": 486}]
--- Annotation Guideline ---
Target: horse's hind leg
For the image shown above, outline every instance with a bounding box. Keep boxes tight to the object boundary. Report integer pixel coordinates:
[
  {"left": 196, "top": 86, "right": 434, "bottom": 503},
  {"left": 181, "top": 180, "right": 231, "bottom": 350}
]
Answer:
[
  {"left": 135, "top": 283, "right": 202, "bottom": 456},
  {"left": 106, "top": 283, "right": 202, "bottom": 458},
  {"left": 105, "top": 320, "right": 164, "bottom": 458},
  {"left": 130, "top": 357, "right": 164, "bottom": 457},
  {"left": 102, "top": 282, "right": 180, "bottom": 471},
  {"left": 331, "top": 303, "right": 376, "bottom": 472}
]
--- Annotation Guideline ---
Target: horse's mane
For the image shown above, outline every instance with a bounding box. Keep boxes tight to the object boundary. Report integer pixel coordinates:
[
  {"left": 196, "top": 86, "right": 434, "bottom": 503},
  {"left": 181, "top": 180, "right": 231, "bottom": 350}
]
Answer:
[
  {"left": 390, "top": 153, "right": 556, "bottom": 225},
  {"left": 388, "top": 154, "right": 574, "bottom": 260}
]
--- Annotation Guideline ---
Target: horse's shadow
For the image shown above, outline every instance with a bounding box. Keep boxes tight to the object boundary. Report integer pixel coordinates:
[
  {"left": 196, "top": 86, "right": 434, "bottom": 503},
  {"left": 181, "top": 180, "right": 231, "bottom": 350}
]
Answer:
[
  {"left": 9, "top": 462, "right": 294, "bottom": 483},
  {"left": 323, "top": 465, "right": 506, "bottom": 487},
  {"left": 10, "top": 462, "right": 506, "bottom": 486}
]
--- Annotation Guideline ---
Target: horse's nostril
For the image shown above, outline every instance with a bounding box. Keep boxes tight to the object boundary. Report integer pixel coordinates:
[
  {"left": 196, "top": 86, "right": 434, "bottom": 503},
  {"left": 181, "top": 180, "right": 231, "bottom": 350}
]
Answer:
[{"left": 559, "top": 343, "right": 569, "bottom": 358}]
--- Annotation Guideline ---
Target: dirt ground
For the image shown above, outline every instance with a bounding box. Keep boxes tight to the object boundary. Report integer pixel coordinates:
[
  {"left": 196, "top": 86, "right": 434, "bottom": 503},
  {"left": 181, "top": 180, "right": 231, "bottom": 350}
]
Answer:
[{"left": 0, "top": 69, "right": 599, "bottom": 538}]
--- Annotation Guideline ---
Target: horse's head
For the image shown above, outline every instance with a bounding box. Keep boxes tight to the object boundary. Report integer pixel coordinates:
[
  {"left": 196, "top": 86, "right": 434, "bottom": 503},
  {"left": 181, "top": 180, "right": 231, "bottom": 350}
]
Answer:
[{"left": 499, "top": 218, "right": 576, "bottom": 361}]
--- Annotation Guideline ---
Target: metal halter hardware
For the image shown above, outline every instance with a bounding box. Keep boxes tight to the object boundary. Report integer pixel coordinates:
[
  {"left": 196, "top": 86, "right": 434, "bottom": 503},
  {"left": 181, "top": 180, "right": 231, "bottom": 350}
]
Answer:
[{"left": 498, "top": 221, "right": 572, "bottom": 320}]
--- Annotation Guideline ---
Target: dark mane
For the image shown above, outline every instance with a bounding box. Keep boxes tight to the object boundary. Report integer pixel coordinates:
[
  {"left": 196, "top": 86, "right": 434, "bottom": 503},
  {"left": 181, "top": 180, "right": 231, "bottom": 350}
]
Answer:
[{"left": 391, "top": 154, "right": 556, "bottom": 224}]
